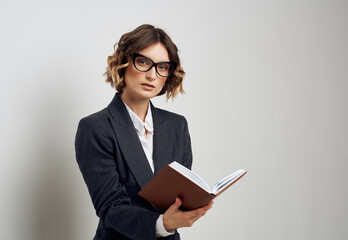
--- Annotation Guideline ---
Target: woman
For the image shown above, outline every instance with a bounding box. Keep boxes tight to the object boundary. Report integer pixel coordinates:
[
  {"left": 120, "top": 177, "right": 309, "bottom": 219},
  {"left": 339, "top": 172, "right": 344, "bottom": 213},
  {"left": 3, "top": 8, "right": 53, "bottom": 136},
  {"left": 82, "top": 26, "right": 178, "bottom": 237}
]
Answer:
[{"left": 75, "top": 24, "right": 213, "bottom": 240}]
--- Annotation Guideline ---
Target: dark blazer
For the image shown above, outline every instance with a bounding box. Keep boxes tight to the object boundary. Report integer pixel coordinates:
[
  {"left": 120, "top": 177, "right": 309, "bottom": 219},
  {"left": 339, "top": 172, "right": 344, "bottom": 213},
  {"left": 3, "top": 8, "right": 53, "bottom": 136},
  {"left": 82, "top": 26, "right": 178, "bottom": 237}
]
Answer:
[{"left": 75, "top": 93, "right": 192, "bottom": 240}]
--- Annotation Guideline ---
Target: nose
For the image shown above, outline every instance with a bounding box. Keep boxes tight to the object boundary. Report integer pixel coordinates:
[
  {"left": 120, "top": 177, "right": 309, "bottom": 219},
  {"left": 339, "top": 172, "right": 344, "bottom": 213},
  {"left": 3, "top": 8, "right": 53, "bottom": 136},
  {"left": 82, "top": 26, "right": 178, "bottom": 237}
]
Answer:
[{"left": 146, "top": 66, "right": 157, "bottom": 81}]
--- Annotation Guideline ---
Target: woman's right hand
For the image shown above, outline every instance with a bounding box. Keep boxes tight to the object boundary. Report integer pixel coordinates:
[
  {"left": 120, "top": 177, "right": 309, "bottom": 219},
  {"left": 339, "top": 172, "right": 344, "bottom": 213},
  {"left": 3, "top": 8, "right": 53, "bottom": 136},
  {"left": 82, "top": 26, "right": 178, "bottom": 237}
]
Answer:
[{"left": 163, "top": 197, "right": 213, "bottom": 232}]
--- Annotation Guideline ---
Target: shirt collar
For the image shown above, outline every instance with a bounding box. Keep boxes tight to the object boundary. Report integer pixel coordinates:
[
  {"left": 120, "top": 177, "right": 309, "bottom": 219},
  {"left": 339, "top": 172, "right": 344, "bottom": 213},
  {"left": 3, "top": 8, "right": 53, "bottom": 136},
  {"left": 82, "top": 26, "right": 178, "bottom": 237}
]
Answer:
[{"left": 122, "top": 100, "right": 154, "bottom": 137}]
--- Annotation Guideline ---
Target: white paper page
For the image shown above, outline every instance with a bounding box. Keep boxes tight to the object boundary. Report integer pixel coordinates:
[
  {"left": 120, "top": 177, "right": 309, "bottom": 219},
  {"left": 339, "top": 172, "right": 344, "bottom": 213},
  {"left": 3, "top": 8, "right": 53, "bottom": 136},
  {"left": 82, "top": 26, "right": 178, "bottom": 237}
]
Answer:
[
  {"left": 169, "top": 161, "right": 211, "bottom": 192},
  {"left": 211, "top": 169, "right": 246, "bottom": 195}
]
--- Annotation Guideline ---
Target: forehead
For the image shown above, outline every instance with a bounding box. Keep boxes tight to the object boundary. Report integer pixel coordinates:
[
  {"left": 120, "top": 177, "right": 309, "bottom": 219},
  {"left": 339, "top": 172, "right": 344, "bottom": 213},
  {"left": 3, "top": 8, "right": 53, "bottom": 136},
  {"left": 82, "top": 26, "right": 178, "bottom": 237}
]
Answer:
[{"left": 137, "top": 43, "right": 170, "bottom": 62}]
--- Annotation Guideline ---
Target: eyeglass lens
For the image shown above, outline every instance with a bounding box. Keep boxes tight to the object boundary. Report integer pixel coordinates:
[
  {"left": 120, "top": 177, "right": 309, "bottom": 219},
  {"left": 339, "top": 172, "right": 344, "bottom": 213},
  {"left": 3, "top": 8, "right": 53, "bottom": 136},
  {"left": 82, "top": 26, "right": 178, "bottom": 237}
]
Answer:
[{"left": 133, "top": 55, "right": 175, "bottom": 77}]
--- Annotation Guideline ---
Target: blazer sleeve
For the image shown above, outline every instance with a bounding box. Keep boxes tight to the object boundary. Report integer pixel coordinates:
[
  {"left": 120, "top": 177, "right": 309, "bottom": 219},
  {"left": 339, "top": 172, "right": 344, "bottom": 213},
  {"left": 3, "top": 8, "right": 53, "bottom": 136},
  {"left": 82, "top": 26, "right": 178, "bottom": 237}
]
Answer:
[
  {"left": 181, "top": 117, "right": 193, "bottom": 170},
  {"left": 75, "top": 117, "right": 160, "bottom": 240}
]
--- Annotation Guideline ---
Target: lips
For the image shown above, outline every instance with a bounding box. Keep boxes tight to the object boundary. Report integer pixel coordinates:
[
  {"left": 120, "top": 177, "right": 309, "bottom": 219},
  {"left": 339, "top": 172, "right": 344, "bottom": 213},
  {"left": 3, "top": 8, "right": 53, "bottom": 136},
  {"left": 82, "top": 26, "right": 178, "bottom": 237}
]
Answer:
[{"left": 141, "top": 83, "right": 155, "bottom": 88}]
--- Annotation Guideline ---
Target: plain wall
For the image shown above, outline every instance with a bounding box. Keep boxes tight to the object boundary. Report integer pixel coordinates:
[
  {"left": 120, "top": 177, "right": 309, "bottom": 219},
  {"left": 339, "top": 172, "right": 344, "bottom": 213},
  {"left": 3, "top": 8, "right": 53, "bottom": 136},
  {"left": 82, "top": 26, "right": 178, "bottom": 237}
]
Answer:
[{"left": 1, "top": 0, "right": 347, "bottom": 239}]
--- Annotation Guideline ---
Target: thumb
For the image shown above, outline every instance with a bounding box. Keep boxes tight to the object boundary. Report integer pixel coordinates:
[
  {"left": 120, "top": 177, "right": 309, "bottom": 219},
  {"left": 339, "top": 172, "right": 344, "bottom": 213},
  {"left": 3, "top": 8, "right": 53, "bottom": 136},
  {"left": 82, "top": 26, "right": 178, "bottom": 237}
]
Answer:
[{"left": 169, "top": 197, "right": 182, "bottom": 211}]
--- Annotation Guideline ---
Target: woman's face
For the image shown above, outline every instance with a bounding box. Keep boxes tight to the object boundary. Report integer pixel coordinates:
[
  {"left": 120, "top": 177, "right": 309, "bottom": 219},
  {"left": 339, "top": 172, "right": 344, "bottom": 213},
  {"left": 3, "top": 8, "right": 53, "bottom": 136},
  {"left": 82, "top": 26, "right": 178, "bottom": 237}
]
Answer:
[{"left": 123, "top": 42, "right": 169, "bottom": 102}]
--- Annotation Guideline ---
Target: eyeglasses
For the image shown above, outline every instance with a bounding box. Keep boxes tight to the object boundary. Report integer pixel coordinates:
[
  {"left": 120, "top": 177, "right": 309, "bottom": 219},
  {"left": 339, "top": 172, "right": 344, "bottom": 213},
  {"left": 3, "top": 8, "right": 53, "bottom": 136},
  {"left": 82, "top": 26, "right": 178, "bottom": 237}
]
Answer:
[{"left": 132, "top": 53, "right": 177, "bottom": 77}]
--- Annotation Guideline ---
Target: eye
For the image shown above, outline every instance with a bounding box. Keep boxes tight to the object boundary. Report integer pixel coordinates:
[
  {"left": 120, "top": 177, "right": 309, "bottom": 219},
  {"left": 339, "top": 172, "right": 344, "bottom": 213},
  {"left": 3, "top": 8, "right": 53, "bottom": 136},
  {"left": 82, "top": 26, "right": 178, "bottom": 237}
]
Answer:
[
  {"left": 158, "top": 63, "right": 170, "bottom": 71},
  {"left": 136, "top": 57, "right": 151, "bottom": 66}
]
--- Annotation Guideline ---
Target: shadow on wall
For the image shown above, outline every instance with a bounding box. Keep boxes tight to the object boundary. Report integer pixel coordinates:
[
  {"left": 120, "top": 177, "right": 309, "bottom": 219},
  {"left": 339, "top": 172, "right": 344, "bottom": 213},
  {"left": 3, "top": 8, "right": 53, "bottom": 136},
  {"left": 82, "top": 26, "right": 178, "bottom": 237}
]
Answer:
[{"left": 25, "top": 82, "right": 83, "bottom": 240}]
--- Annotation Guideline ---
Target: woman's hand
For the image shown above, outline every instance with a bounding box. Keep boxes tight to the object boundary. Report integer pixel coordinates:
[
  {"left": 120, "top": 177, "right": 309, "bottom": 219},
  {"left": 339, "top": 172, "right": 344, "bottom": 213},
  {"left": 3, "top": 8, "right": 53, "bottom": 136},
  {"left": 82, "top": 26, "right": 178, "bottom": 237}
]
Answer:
[{"left": 163, "top": 197, "right": 213, "bottom": 232}]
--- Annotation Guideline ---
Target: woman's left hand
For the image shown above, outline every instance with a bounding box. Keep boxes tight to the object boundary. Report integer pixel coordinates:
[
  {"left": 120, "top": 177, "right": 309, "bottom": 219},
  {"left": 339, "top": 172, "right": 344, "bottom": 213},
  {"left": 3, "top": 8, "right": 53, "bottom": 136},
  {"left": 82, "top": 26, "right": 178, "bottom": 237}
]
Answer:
[{"left": 163, "top": 197, "right": 213, "bottom": 232}]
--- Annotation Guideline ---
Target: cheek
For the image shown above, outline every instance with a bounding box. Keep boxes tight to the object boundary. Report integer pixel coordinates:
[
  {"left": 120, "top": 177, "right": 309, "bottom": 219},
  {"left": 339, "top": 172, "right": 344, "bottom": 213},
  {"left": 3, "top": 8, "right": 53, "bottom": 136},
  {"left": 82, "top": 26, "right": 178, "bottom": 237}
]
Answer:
[
  {"left": 125, "top": 66, "right": 143, "bottom": 83},
  {"left": 160, "top": 77, "right": 167, "bottom": 85}
]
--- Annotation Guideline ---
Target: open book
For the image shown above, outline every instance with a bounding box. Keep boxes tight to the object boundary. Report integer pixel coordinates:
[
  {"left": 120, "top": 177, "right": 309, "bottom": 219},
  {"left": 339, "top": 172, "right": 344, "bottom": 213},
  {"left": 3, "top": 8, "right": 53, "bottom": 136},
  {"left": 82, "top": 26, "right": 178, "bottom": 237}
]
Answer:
[{"left": 138, "top": 161, "right": 247, "bottom": 211}]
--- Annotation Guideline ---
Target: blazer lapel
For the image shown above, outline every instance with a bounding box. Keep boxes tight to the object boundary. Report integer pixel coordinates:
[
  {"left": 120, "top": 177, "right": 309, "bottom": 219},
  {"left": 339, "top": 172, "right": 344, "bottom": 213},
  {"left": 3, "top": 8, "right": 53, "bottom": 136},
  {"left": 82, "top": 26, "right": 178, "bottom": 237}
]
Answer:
[
  {"left": 107, "top": 93, "right": 154, "bottom": 189},
  {"left": 151, "top": 102, "right": 176, "bottom": 175}
]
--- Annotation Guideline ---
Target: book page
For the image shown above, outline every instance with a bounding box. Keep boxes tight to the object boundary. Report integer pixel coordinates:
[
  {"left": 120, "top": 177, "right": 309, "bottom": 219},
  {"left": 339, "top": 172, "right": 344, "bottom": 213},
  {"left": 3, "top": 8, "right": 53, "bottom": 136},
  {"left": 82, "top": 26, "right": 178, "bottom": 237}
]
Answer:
[
  {"left": 169, "top": 162, "right": 211, "bottom": 192},
  {"left": 211, "top": 169, "right": 246, "bottom": 195}
]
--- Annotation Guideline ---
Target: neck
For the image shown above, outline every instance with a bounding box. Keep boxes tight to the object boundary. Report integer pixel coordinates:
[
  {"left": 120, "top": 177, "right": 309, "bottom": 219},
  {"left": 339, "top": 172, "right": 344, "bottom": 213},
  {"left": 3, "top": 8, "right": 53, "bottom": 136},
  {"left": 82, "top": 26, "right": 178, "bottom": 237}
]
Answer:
[{"left": 120, "top": 93, "right": 149, "bottom": 122}]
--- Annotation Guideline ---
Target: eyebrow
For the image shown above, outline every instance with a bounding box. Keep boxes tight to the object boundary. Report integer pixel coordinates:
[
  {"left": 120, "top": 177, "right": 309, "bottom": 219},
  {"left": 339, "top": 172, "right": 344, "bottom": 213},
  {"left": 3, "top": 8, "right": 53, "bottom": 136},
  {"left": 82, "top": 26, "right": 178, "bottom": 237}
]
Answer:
[{"left": 137, "top": 53, "right": 171, "bottom": 63}]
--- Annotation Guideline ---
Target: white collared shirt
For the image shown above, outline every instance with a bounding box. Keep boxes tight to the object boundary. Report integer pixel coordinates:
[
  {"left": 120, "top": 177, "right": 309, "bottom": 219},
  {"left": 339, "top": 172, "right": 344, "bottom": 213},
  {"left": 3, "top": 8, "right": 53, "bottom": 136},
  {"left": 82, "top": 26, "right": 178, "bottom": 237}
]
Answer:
[
  {"left": 122, "top": 101, "right": 174, "bottom": 237},
  {"left": 123, "top": 102, "right": 155, "bottom": 172}
]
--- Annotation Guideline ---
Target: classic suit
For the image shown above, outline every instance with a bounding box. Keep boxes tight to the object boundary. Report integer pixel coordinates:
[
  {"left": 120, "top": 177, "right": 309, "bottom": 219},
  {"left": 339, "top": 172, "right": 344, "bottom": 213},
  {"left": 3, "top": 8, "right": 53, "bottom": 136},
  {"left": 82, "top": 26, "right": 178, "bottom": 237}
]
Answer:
[{"left": 75, "top": 93, "right": 192, "bottom": 240}]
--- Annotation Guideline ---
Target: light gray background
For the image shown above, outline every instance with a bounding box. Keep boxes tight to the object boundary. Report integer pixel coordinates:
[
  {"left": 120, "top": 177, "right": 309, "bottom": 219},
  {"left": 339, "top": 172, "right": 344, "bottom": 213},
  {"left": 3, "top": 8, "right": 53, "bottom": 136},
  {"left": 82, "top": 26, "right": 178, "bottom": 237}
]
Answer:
[{"left": 1, "top": 0, "right": 347, "bottom": 239}]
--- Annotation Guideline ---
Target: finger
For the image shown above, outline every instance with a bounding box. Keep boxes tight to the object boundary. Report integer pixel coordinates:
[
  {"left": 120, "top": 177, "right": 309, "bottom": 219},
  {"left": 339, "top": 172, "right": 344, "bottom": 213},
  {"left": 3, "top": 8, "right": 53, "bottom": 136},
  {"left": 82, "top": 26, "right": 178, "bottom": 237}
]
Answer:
[
  {"left": 188, "top": 208, "right": 207, "bottom": 219},
  {"left": 189, "top": 211, "right": 206, "bottom": 223},
  {"left": 202, "top": 201, "right": 214, "bottom": 211},
  {"left": 175, "top": 197, "right": 182, "bottom": 207},
  {"left": 169, "top": 197, "right": 182, "bottom": 211},
  {"left": 185, "top": 206, "right": 205, "bottom": 217},
  {"left": 191, "top": 203, "right": 212, "bottom": 214}
]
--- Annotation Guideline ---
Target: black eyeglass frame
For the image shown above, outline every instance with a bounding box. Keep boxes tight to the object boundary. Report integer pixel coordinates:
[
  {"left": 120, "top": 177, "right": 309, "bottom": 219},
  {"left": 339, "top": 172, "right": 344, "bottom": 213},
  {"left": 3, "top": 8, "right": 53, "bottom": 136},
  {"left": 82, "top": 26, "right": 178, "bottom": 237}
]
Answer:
[{"left": 131, "top": 53, "right": 178, "bottom": 77}]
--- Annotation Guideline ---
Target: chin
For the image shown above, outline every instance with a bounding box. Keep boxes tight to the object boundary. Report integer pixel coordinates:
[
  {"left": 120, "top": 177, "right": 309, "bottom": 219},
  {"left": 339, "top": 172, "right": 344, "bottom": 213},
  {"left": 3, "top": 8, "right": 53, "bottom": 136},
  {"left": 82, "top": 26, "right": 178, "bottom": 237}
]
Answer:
[{"left": 137, "top": 91, "right": 158, "bottom": 100}]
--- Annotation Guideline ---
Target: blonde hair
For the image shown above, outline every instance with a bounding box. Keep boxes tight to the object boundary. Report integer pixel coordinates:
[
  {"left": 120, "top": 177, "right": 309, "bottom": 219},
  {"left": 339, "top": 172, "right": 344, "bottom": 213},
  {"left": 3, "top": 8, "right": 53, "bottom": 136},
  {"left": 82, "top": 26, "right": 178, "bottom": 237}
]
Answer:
[{"left": 104, "top": 24, "right": 185, "bottom": 100}]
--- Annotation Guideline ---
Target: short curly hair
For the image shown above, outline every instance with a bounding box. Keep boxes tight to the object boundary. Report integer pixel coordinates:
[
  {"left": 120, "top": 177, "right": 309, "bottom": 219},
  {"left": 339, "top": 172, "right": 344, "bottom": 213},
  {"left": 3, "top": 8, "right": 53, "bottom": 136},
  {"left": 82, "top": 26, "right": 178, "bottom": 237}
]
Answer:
[{"left": 104, "top": 24, "right": 186, "bottom": 100}]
